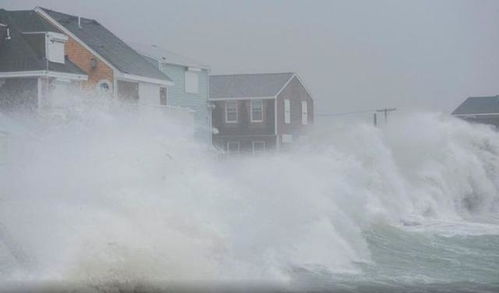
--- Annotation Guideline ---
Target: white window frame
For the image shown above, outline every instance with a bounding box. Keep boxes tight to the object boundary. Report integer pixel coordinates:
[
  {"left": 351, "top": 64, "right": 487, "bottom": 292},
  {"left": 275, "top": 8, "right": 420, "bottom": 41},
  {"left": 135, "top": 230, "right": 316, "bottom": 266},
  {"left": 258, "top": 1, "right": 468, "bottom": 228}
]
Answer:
[
  {"left": 301, "top": 100, "right": 308, "bottom": 125},
  {"left": 45, "top": 32, "right": 67, "bottom": 64},
  {"left": 252, "top": 141, "right": 266, "bottom": 155},
  {"left": 96, "top": 79, "right": 112, "bottom": 95},
  {"left": 226, "top": 141, "right": 240, "bottom": 153},
  {"left": 225, "top": 101, "right": 238, "bottom": 123},
  {"left": 185, "top": 69, "right": 199, "bottom": 94},
  {"left": 284, "top": 99, "right": 291, "bottom": 124},
  {"left": 250, "top": 99, "right": 263, "bottom": 122}
]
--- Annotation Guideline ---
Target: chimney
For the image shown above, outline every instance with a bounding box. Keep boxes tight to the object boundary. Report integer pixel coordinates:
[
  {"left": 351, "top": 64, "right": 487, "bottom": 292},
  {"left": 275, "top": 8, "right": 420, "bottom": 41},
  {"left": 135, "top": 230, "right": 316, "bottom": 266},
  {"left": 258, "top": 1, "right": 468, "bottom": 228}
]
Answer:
[{"left": 78, "top": 16, "right": 82, "bottom": 29}]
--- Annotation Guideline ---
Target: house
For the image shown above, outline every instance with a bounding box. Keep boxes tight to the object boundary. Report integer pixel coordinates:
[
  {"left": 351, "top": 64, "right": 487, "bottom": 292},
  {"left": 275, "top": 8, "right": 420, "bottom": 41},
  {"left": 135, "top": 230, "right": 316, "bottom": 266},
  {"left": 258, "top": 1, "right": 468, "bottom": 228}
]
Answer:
[
  {"left": 452, "top": 95, "right": 499, "bottom": 128},
  {"left": 33, "top": 7, "right": 173, "bottom": 105},
  {"left": 133, "top": 44, "right": 212, "bottom": 144},
  {"left": 0, "top": 9, "right": 87, "bottom": 111},
  {"left": 210, "top": 72, "right": 314, "bottom": 153}
]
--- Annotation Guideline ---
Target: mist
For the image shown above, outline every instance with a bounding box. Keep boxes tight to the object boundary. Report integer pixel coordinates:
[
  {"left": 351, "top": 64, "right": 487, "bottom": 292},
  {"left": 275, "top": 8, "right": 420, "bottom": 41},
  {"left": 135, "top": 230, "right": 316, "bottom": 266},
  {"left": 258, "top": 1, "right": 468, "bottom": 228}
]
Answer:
[
  {"left": 1, "top": 93, "right": 499, "bottom": 291},
  {"left": 2, "top": 1, "right": 499, "bottom": 292}
]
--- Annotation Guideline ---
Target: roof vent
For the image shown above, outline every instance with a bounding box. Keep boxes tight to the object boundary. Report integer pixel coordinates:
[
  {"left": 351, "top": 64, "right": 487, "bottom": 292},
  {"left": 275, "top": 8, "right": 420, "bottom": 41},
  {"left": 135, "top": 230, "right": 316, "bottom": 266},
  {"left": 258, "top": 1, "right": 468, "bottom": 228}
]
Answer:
[{"left": 78, "top": 16, "right": 82, "bottom": 28}]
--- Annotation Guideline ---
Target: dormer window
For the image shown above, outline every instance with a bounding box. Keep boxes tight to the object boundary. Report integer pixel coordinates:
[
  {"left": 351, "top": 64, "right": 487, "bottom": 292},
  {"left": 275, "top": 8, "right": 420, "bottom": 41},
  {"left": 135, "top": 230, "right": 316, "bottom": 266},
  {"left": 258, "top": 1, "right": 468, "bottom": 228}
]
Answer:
[{"left": 46, "top": 32, "right": 68, "bottom": 64}]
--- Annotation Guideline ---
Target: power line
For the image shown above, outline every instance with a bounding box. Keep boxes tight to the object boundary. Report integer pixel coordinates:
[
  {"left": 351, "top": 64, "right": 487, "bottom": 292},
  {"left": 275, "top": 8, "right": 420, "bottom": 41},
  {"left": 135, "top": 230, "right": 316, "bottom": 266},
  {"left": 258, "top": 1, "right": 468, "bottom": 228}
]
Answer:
[
  {"left": 317, "top": 107, "right": 397, "bottom": 127},
  {"left": 316, "top": 109, "right": 379, "bottom": 117}
]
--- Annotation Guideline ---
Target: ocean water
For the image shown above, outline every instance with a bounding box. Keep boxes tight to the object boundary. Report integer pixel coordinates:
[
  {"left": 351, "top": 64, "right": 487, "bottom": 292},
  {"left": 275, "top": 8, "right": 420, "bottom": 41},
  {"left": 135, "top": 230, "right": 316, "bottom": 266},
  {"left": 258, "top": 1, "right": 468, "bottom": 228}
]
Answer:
[{"left": 0, "top": 97, "right": 498, "bottom": 292}]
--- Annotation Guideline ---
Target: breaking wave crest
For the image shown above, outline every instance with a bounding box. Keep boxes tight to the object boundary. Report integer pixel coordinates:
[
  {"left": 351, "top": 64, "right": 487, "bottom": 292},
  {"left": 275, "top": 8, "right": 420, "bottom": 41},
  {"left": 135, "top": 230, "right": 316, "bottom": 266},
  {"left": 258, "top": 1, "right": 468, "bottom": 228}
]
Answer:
[{"left": 0, "top": 96, "right": 498, "bottom": 287}]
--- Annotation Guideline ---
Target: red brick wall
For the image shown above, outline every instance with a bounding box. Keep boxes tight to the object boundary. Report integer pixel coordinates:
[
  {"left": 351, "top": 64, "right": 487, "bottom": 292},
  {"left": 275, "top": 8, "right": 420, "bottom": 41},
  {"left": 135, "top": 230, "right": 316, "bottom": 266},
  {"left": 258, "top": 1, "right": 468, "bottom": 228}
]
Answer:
[{"left": 65, "top": 37, "right": 113, "bottom": 90}]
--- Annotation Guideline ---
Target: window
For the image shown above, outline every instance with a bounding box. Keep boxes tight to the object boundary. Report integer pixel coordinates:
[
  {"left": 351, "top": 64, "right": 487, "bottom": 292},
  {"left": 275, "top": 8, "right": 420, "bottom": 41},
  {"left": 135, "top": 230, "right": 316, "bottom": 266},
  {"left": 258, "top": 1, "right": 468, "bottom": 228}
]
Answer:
[
  {"left": 301, "top": 100, "right": 308, "bottom": 125},
  {"left": 250, "top": 100, "right": 263, "bottom": 122},
  {"left": 46, "top": 33, "right": 67, "bottom": 64},
  {"left": 227, "top": 141, "right": 240, "bottom": 153},
  {"left": 185, "top": 69, "right": 199, "bottom": 94},
  {"left": 225, "top": 101, "right": 238, "bottom": 123},
  {"left": 284, "top": 99, "right": 291, "bottom": 124},
  {"left": 252, "top": 141, "right": 265, "bottom": 155},
  {"left": 97, "top": 80, "right": 112, "bottom": 95},
  {"left": 48, "top": 40, "right": 65, "bottom": 63},
  {"left": 160, "top": 87, "right": 167, "bottom": 105}
]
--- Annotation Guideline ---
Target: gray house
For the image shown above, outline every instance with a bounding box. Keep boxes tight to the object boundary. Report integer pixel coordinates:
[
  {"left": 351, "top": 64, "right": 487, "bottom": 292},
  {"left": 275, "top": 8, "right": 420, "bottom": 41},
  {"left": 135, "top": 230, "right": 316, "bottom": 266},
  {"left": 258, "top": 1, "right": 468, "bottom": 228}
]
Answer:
[
  {"left": 0, "top": 9, "right": 87, "bottom": 111},
  {"left": 210, "top": 72, "right": 314, "bottom": 154},
  {"left": 452, "top": 95, "right": 499, "bottom": 128}
]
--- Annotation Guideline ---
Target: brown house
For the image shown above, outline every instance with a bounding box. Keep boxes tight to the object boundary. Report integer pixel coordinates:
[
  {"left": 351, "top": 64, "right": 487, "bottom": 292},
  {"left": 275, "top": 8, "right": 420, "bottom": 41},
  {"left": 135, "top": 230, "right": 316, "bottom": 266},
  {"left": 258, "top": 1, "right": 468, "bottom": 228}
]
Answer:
[
  {"left": 0, "top": 9, "right": 87, "bottom": 111},
  {"left": 210, "top": 72, "right": 314, "bottom": 153},
  {"left": 34, "top": 7, "right": 173, "bottom": 104}
]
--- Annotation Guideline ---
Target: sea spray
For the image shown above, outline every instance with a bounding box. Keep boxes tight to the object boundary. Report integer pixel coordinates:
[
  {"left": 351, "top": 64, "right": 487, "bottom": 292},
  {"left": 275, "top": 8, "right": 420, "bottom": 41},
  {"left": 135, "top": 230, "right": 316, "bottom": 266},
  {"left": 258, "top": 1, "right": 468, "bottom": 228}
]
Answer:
[{"left": 1, "top": 96, "right": 499, "bottom": 288}]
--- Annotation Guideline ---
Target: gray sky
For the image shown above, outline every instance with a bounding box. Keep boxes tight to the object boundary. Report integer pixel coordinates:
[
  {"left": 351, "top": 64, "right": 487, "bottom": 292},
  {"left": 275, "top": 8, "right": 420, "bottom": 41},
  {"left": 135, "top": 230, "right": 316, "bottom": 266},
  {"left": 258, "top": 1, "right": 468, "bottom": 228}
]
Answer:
[{"left": 3, "top": 0, "right": 499, "bottom": 115}]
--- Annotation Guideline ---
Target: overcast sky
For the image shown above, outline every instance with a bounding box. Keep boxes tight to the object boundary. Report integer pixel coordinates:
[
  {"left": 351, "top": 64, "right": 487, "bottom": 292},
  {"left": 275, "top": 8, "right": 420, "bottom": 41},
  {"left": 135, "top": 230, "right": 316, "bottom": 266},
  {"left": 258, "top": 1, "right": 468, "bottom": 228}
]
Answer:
[{"left": 3, "top": 0, "right": 499, "bottom": 116}]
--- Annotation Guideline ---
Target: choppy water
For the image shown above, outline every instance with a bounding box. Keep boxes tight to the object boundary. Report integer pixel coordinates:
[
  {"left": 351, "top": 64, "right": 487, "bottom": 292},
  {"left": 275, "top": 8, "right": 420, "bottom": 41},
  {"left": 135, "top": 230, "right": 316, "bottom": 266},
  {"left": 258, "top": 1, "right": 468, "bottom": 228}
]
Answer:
[{"left": 0, "top": 97, "right": 498, "bottom": 292}]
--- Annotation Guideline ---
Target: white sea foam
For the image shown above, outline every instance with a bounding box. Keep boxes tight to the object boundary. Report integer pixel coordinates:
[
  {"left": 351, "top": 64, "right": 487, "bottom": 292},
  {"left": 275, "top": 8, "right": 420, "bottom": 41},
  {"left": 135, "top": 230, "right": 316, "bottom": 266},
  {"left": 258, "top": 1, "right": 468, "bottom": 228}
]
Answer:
[{"left": 0, "top": 96, "right": 498, "bottom": 285}]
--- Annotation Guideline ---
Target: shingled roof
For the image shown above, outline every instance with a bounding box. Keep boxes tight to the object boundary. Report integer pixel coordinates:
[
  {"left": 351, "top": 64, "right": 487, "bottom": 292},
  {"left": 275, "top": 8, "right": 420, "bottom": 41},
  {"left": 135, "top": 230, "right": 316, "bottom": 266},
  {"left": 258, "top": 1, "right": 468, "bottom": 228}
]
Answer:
[
  {"left": 0, "top": 9, "right": 85, "bottom": 76},
  {"left": 38, "top": 7, "right": 171, "bottom": 83},
  {"left": 5, "top": 10, "right": 60, "bottom": 33},
  {"left": 131, "top": 43, "right": 209, "bottom": 70},
  {"left": 209, "top": 72, "right": 294, "bottom": 100},
  {"left": 452, "top": 96, "right": 499, "bottom": 115}
]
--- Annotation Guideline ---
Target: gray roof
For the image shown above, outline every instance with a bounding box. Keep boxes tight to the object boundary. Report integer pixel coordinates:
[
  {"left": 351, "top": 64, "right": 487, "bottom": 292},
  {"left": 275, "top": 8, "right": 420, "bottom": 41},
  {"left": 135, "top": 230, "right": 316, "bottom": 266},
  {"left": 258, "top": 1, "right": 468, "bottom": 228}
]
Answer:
[
  {"left": 452, "top": 96, "right": 499, "bottom": 115},
  {"left": 5, "top": 10, "right": 60, "bottom": 33},
  {"left": 131, "top": 43, "right": 209, "bottom": 70},
  {"left": 39, "top": 8, "right": 171, "bottom": 82},
  {"left": 209, "top": 72, "right": 294, "bottom": 99},
  {"left": 0, "top": 9, "right": 85, "bottom": 76}
]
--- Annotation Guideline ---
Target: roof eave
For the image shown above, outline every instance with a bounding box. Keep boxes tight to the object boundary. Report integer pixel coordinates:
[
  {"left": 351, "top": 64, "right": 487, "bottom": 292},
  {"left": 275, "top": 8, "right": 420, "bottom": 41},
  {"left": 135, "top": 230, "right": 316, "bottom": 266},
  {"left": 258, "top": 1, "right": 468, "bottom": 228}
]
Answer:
[
  {"left": 0, "top": 70, "right": 87, "bottom": 80},
  {"left": 117, "top": 73, "right": 174, "bottom": 86}
]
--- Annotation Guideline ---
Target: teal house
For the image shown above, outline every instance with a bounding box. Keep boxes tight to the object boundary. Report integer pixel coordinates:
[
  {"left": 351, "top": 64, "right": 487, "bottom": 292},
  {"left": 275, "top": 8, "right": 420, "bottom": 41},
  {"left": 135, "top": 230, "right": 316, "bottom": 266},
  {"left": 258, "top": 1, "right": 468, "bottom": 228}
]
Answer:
[{"left": 132, "top": 44, "right": 212, "bottom": 144}]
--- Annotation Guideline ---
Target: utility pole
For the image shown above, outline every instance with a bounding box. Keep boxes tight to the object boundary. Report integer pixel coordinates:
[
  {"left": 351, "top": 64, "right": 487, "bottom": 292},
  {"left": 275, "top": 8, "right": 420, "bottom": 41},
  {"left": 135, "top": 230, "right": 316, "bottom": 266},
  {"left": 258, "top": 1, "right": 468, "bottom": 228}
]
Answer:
[
  {"left": 373, "top": 112, "right": 377, "bottom": 127},
  {"left": 376, "top": 108, "right": 397, "bottom": 124}
]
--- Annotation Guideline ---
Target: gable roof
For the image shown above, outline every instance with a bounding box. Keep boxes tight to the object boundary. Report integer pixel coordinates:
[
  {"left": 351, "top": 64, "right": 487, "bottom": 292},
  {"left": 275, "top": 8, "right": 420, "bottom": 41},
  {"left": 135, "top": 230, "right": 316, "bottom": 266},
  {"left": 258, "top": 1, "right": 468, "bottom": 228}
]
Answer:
[
  {"left": 37, "top": 7, "right": 171, "bottom": 83},
  {"left": 5, "top": 10, "right": 60, "bottom": 33},
  {"left": 131, "top": 43, "right": 209, "bottom": 70},
  {"left": 452, "top": 96, "right": 499, "bottom": 115},
  {"left": 0, "top": 9, "right": 86, "bottom": 78},
  {"left": 209, "top": 72, "right": 294, "bottom": 100}
]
